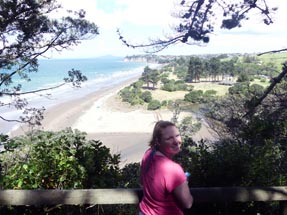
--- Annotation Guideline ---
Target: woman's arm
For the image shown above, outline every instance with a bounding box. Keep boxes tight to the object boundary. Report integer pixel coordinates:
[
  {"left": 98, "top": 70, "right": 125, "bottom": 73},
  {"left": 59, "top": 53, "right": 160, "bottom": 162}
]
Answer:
[{"left": 173, "top": 181, "right": 193, "bottom": 209}]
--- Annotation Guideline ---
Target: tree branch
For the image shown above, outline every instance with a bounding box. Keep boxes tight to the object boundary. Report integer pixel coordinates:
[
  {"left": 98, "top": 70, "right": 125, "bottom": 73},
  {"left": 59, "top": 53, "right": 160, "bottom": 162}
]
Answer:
[
  {"left": 258, "top": 48, "right": 287, "bottom": 56},
  {"left": 1, "top": 82, "right": 66, "bottom": 96},
  {"left": 243, "top": 62, "right": 287, "bottom": 117},
  {"left": 0, "top": 115, "right": 24, "bottom": 123}
]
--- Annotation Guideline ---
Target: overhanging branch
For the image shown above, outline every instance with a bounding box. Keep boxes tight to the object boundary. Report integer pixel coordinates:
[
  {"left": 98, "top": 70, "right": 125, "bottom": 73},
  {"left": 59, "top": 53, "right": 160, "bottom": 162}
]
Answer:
[{"left": 243, "top": 62, "right": 287, "bottom": 118}]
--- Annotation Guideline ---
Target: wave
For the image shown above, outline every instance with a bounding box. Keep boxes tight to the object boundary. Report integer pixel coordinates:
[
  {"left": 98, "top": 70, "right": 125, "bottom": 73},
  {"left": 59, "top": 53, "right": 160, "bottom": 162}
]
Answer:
[{"left": 0, "top": 63, "right": 147, "bottom": 134}]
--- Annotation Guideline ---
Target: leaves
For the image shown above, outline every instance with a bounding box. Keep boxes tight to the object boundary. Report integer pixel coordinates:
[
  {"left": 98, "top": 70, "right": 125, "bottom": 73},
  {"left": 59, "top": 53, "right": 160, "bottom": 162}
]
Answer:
[
  {"left": 0, "top": 129, "right": 121, "bottom": 189},
  {"left": 0, "top": 0, "right": 99, "bottom": 124}
]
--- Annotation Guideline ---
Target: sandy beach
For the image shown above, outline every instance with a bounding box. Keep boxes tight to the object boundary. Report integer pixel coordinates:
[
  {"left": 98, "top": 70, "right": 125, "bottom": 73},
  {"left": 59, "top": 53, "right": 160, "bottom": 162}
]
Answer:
[{"left": 11, "top": 75, "right": 216, "bottom": 166}]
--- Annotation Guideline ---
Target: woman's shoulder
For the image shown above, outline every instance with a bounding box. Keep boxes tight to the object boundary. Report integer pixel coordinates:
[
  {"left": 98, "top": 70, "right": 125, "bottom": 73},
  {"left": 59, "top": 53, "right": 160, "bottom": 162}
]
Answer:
[{"left": 159, "top": 156, "right": 183, "bottom": 171}]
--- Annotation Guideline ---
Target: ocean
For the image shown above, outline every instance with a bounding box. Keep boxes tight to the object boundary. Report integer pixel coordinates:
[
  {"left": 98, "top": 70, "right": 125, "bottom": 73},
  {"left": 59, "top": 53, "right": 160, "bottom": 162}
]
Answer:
[{"left": 0, "top": 56, "right": 149, "bottom": 134}]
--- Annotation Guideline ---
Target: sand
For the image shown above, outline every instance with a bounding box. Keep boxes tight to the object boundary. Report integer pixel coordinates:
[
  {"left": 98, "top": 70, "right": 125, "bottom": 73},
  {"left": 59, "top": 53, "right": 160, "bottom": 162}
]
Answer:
[{"left": 10, "top": 76, "right": 217, "bottom": 166}]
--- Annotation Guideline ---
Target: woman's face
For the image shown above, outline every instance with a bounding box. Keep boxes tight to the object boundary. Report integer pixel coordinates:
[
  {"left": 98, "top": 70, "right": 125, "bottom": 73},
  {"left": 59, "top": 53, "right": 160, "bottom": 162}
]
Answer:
[{"left": 158, "top": 125, "right": 182, "bottom": 158}]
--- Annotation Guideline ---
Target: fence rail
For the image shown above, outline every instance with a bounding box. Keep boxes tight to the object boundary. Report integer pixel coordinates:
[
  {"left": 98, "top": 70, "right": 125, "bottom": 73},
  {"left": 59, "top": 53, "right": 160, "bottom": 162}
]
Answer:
[{"left": 0, "top": 187, "right": 287, "bottom": 214}]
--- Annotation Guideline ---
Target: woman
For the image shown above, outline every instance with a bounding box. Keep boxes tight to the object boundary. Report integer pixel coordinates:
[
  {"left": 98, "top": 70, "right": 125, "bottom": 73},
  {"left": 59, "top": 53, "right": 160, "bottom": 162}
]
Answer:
[{"left": 139, "top": 120, "right": 193, "bottom": 215}]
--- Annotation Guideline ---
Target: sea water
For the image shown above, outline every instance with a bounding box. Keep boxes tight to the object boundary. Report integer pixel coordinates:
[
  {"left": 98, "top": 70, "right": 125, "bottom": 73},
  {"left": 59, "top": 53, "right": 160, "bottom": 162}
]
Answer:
[{"left": 0, "top": 56, "right": 149, "bottom": 134}]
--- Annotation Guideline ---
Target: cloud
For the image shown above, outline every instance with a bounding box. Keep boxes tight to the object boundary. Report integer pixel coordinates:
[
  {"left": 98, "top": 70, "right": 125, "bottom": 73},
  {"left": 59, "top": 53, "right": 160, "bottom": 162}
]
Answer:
[
  {"left": 117, "top": 0, "right": 176, "bottom": 26},
  {"left": 52, "top": 0, "right": 287, "bottom": 58}
]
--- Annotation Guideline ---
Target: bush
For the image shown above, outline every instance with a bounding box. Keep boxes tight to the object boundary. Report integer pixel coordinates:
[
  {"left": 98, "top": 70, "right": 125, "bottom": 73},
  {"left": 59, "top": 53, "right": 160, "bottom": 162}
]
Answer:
[
  {"left": 186, "top": 85, "right": 195, "bottom": 91},
  {"left": 0, "top": 129, "right": 121, "bottom": 189},
  {"left": 147, "top": 100, "right": 161, "bottom": 110},
  {"left": 140, "top": 91, "right": 152, "bottom": 103},
  {"left": 161, "top": 79, "right": 188, "bottom": 91},
  {"left": 130, "top": 96, "right": 144, "bottom": 105},
  {"left": 237, "top": 73, "right": 251, "bottom": 82},
  {"left": 119, "top": 86, "right": 134, "bottom": 103},
  {"left": 161, "top": 80, "right": 176, "bottom": 91},
  {"left": 119, "top": 85, "right": 144, "bottom": 106},
  {"left": 174, "top": 138, "right": 287, "bottom": 215},
  {"left": 184, "top": 90, "right": 204, "bottom": 103},
  {"left": 161, "top": 100, "right": 168, "bottom": 106}
]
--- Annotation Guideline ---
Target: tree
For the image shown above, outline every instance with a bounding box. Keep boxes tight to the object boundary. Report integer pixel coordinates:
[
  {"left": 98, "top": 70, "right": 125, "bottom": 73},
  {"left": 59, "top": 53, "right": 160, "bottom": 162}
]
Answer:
[
  {"left": 0, "top": 129, "right": 121, "bottom": 190},
  {"left": 118, "top": 0, "right": 277, "bottom": 53},
  {"left": 141, "top": 66, "right": 152, "bottom": 88},
  {"left": 186, "top": 56, "right": 203, "bottom": 82},
  {"left": 220, "top": 60, "right": 235, "bottom": 80},
  {"left": 208, "top": 57, "right": 221, "bottom": 81},
  {"left": 207, "top": 66, "right": 287, "bottom": 143},
  {"left": 119, "top": 0, "right": 286, "bottom": 115},
  {"left": 0, "top": 0, "right": 99, "bottom": 126},
  {"left": 149, "top": 69, "right": 161, "bottom": 89}
]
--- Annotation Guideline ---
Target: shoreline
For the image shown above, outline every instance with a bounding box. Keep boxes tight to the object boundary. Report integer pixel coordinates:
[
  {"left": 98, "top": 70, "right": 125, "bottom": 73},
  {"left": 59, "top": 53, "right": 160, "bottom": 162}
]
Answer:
[
  {"left": 10, "top": 72, "right": 217, "bottom": 166},
  {"left": 10, "top": 75, "right": 142, "bottom": 136}
]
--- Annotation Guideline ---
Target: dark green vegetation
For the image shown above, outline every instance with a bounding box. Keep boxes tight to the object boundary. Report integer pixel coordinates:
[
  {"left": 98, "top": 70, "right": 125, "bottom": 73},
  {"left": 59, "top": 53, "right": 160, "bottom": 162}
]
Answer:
[
  {"left": 119, "top": 53, "right": 280, "bottom": 110},
  {"left": 1, "top": 53, "right": 286, "bottom": 214},
  {"left": 1, "top": 0, "right": 287, "bottom": 214},
  {"left": 0, "top": 129, "right": 139, "bottom": 214}
]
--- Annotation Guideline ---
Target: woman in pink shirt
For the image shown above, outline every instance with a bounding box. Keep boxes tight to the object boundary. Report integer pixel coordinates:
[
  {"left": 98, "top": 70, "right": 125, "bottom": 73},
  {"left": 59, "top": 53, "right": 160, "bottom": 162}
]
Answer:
[{"left": 139, "top": 120, "right": 193, "bottom": 215}]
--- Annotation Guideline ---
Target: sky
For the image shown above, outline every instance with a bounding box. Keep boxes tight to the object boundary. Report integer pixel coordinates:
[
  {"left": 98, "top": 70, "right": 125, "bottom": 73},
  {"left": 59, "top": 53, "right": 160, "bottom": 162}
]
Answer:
[{"left": 51, "top": 0, "right": 287, "bottom": 59}]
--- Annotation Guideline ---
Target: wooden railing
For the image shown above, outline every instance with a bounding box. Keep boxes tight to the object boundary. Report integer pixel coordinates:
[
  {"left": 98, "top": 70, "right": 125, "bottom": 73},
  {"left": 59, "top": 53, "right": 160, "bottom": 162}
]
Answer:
[{"left": 1, "top": 187, "right": 287, "bottom": 214}]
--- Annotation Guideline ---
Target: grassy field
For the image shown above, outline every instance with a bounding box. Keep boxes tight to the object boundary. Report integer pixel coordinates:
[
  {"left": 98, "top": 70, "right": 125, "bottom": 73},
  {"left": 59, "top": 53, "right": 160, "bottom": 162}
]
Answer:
[
  {"left": 149, "top": 78, "right": 272, "bottom": 102},
  {"left": 257, "top": 52, "right": 287, "bottom": 69},
  {"left": 150, "top": 82, "right": 230, "bottom": 102},
  {"left": 151, "top": 89, "right": 187, "bottom": 102},
  {"left": 251, "top": 78, "right": 271, "bottom": 88},
  {"left": 189, "top": 82, "right": 230, "bottom": 96}
]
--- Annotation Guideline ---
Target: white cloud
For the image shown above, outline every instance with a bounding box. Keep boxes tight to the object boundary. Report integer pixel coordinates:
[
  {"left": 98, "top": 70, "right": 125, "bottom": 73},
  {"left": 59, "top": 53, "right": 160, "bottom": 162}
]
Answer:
[
  {"left": 52, "top": 0, "right": 287, "bottom": 58},
  {"left": 117, "top": 0, "right": 176, "bottom": 26}
]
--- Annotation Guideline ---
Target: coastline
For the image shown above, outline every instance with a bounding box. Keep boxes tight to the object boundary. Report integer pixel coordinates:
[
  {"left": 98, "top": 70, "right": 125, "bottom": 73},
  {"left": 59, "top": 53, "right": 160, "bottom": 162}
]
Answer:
[
  {"left": 9, "top": 75, "right": 156, "bottom": 165},
  {"left": 10, "top": 72, "right": 217, "bottom": 166}
]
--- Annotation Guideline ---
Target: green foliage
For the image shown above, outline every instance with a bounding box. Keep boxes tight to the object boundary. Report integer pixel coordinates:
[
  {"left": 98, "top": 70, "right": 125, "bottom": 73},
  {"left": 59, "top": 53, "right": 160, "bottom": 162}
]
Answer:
[
  {"left": 184, "top": 90, "right": 204, "bottom": 103},
  {"left": 161, "top": 100, "right": 168, "bottom": 106},
  {"left": 237, "top": 72, "right": 252, "bottom": 82},
  {"left": 75, "top": 139, "right": 121, "bottom": 189},
  {"left": 178, "top": 138, "right": 287, "bottom": 187},
  {"left": 161, "top": 79, "right": 188, "bottom": 92},
  {"left": 186, "top": 57, "right": 203, "bottom": 82},
  {"left": 161, "top": 80, "right": 177, "bottom": 91},
  {"left": 119, "top": 85, "right": 144, "bottom": 105},
  {"left": 160, "top": 76, "right": 170, "bottom": 84},
  {"left": 120, "top": 163, "right": 141, "bottom": 188},
  {"left": 140, "top": 91, "right": 152, "bottom": 103},
  {"left": 176, "top": 138, "right": 287, "bottom": 215},
  {"left": 203, "top": 89, "right": 217, "bottom": 99},
  {"left": 0, "top": 0, "right": 99, "bottom": 125},
  {"left": 132, "top": 80, "right": 144, "bottom": 89},
  {"left": 177, "top": 116, "right": 201, "bottom": 137},
  {"left": 141, "top": 66, "right": 161, "bottom": 89},
  {"left": 228, "top": 82, "right": 249, "bottom": 95},
  {"left": 0, "top": 129, "right": 121, "bottom": 189},
  {"left": 147, "top": 100, "right": 161, "bottom": 110}
]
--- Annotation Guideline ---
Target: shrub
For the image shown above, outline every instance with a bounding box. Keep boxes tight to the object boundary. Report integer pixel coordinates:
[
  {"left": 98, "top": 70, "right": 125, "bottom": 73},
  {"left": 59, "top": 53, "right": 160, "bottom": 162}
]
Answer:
[
  {"left": 0, "top": 129, "right": 121, "bottom": 189},
  {"left": 161, "top": 100, "right": 168, "bottom": 106},
  {"left": 184, "top": 90, "right": 204, "bottom": 103},
  {"left": 161, "top": 79, "right": 188, "bottom": 91},
  {"left": 140, "top": 91, "right": 152, "bottom": 103},
  {"left": 161, "top": 80, "right": 176, "bottom": 92},
  {"left": 147, "top": 100, "right": 161, "bottom": 110},
  {"left": 119, "top": 86, "right": 143, "bottom": 105},
  {"left": 237, "top": 73, "right": 251, "bottom": 82}
]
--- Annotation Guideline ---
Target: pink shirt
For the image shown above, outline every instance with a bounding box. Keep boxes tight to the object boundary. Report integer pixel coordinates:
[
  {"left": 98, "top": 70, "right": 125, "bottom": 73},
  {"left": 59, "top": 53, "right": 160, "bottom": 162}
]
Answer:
[{"left": 139, "top": 149, "right": 187, "bottom": 215}]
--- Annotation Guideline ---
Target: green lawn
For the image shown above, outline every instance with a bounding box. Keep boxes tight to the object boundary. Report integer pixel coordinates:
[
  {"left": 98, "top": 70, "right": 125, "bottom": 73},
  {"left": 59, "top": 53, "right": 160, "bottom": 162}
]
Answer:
[
  {"left": 251, "top": 78, "right": 271, "bottom": 88},
  {"left": 189, "top": 82, "right": 230, "bottom": 96},
  {"left": 149, "top": 81, "right": 230, "bottom": 102}
]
